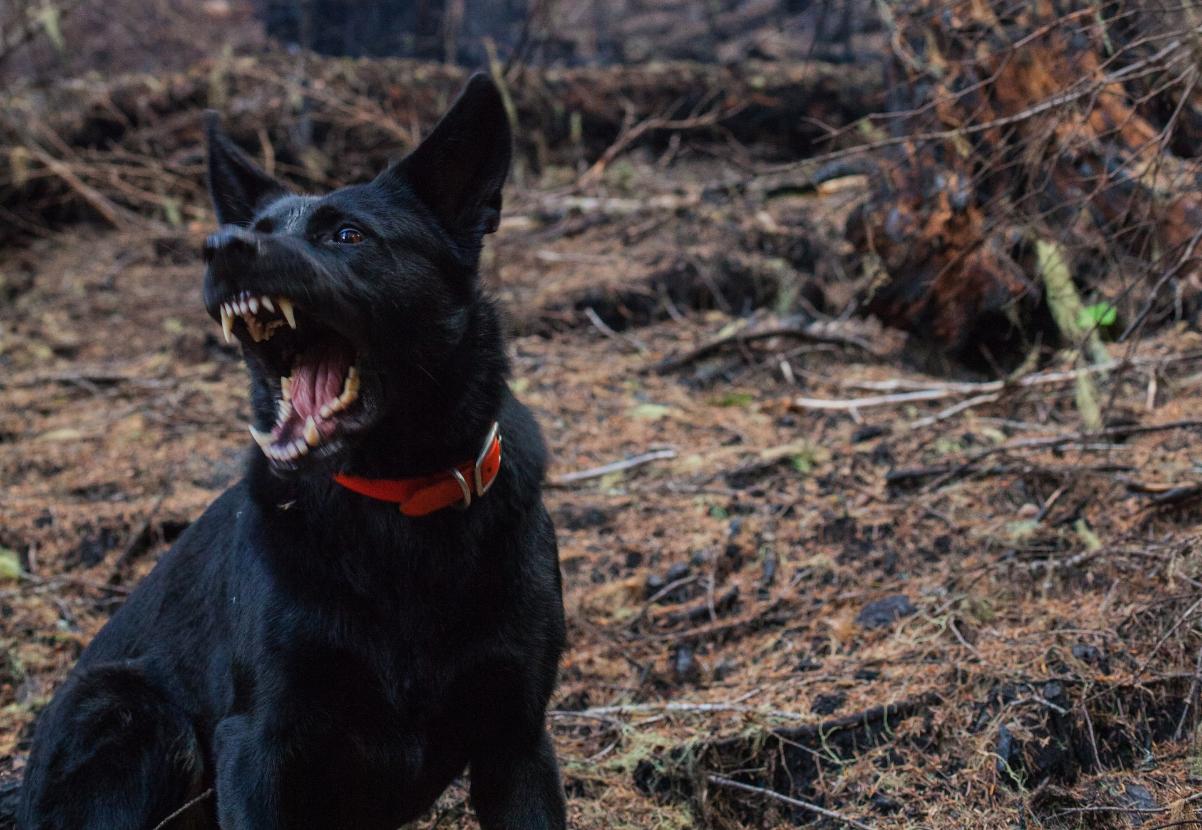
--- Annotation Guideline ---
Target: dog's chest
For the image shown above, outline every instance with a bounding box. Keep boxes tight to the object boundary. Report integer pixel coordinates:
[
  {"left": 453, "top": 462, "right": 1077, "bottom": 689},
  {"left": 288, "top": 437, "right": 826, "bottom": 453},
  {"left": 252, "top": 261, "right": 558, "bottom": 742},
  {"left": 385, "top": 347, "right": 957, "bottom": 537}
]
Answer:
[
  {"left": 258, "top": 569, "right": 520, "bottom": 735},
  {"left": 231, "top": 599, "right": 513, "bottom": 821}
]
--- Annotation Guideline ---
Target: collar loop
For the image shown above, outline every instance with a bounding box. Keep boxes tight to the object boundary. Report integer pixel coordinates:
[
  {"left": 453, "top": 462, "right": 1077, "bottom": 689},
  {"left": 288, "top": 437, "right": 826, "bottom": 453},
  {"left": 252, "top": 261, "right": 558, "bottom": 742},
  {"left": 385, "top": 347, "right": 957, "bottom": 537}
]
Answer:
[{"left": 332, "top": 422, "right": 502, "bottom": 516}]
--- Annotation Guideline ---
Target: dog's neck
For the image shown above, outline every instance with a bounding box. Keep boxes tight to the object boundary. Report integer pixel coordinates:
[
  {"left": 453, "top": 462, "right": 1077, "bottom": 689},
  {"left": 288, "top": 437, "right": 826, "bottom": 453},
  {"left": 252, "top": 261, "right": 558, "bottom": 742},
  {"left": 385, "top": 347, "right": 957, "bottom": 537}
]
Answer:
[
  {"left": 349, "top": 298, "right": 508, "bottom": 480},
  {"left": 246, "top": 293, "right": 510, "bottom": 507}
]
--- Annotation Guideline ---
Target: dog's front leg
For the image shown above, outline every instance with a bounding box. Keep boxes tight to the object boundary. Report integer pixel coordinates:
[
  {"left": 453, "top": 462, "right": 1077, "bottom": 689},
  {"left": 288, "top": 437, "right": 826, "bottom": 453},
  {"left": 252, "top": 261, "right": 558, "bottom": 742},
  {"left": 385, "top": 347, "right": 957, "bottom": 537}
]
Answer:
[
  {"left": 469, "top": 728, "right": 566, "bottom": 830},
  {"left": 213, "top": 714, "right": 287, "bottom": 830}
]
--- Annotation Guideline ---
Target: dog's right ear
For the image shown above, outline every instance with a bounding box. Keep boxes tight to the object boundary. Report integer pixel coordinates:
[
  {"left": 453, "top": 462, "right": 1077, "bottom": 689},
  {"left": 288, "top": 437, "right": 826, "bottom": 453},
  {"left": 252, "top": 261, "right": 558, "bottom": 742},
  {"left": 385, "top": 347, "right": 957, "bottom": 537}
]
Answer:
[
  {"left": 376, "top": 73, "right": 512, "bottom": 241},
  {"left": 205, "top": 111, "right": 286, "bottom": 227}
]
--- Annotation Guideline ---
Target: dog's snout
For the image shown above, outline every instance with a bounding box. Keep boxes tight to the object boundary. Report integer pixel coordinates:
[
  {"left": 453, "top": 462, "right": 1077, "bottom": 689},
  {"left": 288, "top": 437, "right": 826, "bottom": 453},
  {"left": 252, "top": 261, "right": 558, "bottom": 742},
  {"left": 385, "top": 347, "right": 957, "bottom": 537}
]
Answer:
[{"left": 203, "top": 226, "right": 261, "bottom": 264}]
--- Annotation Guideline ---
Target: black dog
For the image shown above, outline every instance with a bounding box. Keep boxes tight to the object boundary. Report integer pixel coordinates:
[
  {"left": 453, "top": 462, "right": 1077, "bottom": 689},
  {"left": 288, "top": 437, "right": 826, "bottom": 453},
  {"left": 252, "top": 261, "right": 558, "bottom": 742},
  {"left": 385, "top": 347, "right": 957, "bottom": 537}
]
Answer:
[{"left": 19, "top": 74, "right": 567, "bottom": 830}]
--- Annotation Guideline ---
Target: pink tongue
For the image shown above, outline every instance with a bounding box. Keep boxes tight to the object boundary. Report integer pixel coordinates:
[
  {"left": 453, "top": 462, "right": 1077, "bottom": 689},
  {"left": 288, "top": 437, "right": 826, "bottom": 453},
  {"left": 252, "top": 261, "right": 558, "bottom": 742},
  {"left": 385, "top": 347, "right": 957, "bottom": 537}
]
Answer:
[{"left": 291, "top": 340, "right": 351, "bottom": 421}]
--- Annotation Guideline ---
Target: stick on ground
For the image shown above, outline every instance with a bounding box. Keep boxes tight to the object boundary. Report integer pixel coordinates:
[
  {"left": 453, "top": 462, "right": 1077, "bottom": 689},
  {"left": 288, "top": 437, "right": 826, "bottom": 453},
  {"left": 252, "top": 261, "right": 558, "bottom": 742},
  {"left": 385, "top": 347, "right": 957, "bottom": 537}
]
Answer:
[
  {"left": 549, "top": 448, "right": 678, "bottom": 486},
  {"left": 706, "top": 775, "right": 878, "bottom": 830}
]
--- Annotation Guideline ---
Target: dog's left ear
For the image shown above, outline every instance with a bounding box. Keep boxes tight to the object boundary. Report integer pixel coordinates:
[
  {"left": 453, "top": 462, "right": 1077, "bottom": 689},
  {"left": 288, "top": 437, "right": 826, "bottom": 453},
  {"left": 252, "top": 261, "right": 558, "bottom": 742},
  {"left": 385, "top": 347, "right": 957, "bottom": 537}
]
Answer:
[
  {"left": 205, "top": 111, "right": 287, "bottom": 227},
  {"left": 381, "top": 73, "right": 512, "bottom": 238}
]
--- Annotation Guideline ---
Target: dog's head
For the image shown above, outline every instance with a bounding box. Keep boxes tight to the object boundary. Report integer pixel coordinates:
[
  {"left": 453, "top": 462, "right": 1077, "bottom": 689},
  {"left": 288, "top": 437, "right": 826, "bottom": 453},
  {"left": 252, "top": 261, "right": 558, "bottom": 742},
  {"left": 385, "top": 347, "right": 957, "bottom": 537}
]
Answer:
[{"left": 202, "top": 73, "right": 511, "bottom": 476}]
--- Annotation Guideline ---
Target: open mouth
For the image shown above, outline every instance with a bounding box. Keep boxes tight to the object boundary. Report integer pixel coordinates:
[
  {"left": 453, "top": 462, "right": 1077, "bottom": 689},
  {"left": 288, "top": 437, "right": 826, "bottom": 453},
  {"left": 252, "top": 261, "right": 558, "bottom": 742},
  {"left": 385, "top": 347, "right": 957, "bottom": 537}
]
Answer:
[{"left": 217, "top": 290, "right": 362, "bottom": 466}]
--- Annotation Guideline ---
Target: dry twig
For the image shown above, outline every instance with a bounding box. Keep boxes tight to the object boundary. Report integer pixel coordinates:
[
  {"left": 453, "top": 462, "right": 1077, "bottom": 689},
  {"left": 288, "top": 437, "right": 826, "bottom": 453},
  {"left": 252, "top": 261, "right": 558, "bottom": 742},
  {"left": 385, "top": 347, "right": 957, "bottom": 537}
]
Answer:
[
  {"left": 549, "top": 449, "right": 678, "bottom": 486},
  {"left": 705, "top": 774, "right": 877, "bottom": 830}
]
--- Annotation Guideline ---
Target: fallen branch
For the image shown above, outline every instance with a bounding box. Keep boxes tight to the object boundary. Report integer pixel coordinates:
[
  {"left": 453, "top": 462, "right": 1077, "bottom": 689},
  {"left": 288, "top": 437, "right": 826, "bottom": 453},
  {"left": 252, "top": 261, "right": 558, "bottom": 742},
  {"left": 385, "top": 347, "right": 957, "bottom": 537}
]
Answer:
[
  {"left": 916, "top": 420, "right": 1202, "bottom": 491},
  {"left": 576, "top": 97, "right": 744, "bottom": 189},
  {"left": 551, "top": 700, "right": 806, "bottom": 722},
  {"left": 796, "top": 387, "right": 950, "bottom": 411},
  {"left": 1047, "top": 790, "right": 1202, "bottom": 821},
  {"left": 706, "top": 775, "right": 878, "bottom": 830},
  {"left": 583, "top": 306, "right": 647, "bottom": 354},
  {"left": 797, "top": 352, "right": 1202, "bottom": 413},
  {"left": 653, "top": 320, "right": 880, "bottom": 375},
  {"left": 636, "top": 695, "right": 938, "bottom": 817},
  {"left": 150, "top": 788, "right": 213, "bottom": 830},
  {"left": 909, "top": 392, "right": 1001, "bottom": 428},
  {"left": 549, "top": 448, "right": 677, "bottom": 486},
  {"left": 886, "top": 461, "right": 1134, "bottom": 488},
  {"left": 26, "top": 144, "right": 132, "bottom": 229}
]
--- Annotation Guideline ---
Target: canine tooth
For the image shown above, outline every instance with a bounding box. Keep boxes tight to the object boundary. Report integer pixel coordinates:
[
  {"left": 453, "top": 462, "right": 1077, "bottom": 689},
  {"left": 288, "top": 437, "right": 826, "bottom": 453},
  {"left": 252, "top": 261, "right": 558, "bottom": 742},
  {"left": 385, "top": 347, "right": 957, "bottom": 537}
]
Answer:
[
  {"left": 248, "top": 296, "right": 260, "bottom": 314},
  {"left": 339, "top": 370, "right": 360, "bottom": 405},
  {"left": 221, "top": 307, "right": 235, "bottom": 343},
  {"left": 281, "top": 376, "right": 292, "bottom": 401},
  {"left": 303, "top": 417, "right": 320, "bottom": 447},
  {"left": 261, "top": 296, "right": 275, "bottom": 313},
  {"left": 278, "top": 297, "right": 296, "bottom": 329}
]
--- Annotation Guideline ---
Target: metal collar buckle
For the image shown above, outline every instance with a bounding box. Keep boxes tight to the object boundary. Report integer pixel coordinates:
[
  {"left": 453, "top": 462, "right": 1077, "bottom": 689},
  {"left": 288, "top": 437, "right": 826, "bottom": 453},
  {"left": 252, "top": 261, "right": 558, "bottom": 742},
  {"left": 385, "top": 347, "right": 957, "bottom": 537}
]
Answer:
[
  {"left": 450, "top": 468, "right": 472, "bottom": 510},
  {"left": 451, "top": 422, "right": 501, "bottom": 510},
  {"left": 474, "top": 421, "right": 501, "bottom": 498}
]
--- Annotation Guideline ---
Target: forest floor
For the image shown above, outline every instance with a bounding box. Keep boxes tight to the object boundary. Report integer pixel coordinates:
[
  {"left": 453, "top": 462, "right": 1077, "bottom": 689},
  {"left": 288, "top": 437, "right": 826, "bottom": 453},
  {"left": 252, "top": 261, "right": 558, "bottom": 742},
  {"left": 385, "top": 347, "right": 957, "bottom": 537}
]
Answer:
[{"left": 2, "top": 156, "right": 1202, "bottom": 829}]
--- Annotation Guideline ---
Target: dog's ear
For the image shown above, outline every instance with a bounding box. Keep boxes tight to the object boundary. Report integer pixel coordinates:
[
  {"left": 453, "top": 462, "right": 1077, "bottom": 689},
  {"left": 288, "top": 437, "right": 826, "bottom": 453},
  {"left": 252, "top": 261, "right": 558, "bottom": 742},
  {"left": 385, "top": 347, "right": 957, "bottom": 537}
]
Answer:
[
  {"left": 381, "top": 73, "right": 512, "bottom": 238},
  {"left": 205, "top": 111, "right": 287, "bottom": 227}
]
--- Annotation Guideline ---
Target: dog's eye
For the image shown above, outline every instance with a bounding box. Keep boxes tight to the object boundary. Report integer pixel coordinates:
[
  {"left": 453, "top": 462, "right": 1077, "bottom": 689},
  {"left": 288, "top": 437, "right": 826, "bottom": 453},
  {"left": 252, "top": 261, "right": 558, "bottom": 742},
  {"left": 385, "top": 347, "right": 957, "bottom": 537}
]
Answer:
[{"left": 334, "top": 226, "right": 365, "bottom": 245}]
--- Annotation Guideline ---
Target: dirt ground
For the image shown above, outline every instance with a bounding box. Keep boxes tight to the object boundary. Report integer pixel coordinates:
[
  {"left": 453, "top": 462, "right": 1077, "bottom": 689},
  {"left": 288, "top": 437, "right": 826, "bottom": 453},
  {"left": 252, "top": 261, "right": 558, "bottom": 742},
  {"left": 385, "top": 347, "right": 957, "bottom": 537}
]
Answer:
[{"left": 2, "top": 157, "right": 1202, "bottom": 829}]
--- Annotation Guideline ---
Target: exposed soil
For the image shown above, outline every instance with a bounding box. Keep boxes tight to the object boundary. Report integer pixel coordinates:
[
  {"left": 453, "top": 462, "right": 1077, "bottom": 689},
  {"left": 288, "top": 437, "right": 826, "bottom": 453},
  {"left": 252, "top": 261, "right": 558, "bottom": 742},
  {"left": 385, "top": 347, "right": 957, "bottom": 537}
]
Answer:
[{"left": 2, "top": 157, "right": 1201, "bottom": 828}]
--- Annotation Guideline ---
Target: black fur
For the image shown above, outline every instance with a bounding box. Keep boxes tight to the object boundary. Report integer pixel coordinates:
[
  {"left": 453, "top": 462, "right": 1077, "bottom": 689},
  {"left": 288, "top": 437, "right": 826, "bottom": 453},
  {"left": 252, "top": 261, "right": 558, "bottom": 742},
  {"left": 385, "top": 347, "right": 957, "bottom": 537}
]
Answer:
[{"left": 19, "top": 74, "right": 567, "bottom": 830}]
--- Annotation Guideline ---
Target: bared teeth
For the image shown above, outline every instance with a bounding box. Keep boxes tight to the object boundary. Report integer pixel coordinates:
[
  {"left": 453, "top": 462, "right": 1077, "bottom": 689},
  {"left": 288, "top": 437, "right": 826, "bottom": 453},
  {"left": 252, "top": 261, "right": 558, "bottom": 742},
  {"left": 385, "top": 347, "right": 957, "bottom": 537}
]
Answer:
[
  {"left": 278, "top": 297, "right": 296, "bottom": 329},
  {"left": 240, "top": 317, "right": 357, "bottom": 467},
  {"left": 219, "top": 294, "right": 294, "bottom": 344},
  {"left": 249, "top": 425, "right": 272, "bottom": 449},
  {"left": 317, "top": 365, "right": 361, "bottom": 416},
  {"left": 339, "top": 367, "right": 359, "bottom": 407},
  {"left": 303, "top": 417, "right": 320, "bottom": 447},
  {"left": 220, "top": 304, "right": 235, "bottom": 343}
]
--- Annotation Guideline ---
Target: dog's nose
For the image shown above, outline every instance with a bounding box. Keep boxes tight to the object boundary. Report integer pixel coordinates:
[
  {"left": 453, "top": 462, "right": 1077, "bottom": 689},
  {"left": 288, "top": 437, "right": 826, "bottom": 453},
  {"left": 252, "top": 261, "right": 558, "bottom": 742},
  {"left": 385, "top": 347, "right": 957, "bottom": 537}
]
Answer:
[{"left": 203, "top": 226, "right": 260, "bottom": 264}]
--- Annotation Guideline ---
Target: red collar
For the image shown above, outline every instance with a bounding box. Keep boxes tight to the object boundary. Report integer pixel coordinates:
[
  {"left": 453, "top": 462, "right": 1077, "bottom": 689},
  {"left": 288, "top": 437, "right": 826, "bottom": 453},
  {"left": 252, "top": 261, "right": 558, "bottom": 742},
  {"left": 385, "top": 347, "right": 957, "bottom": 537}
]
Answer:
[{"left": 333, "top": 423, "right": 502, "bottom": 517}]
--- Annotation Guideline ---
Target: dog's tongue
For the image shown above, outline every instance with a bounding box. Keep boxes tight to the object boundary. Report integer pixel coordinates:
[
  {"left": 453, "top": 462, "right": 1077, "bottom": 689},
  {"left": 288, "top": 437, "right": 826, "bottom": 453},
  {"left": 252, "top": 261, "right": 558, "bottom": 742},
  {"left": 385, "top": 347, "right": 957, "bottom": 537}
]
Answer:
[{"left": 291, "top": 339, "right": 354, "bottom": 421}]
